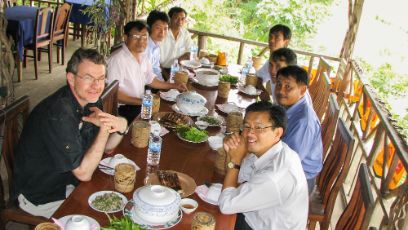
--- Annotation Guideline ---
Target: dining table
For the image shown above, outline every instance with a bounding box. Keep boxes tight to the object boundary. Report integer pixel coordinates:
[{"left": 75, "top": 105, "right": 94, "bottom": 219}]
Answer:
[
  {"left": 51, "top": 66, "right": 259, "bottom": 229},
  {"left": 5, "top": 5, "right": 38, "bottom": 82}
]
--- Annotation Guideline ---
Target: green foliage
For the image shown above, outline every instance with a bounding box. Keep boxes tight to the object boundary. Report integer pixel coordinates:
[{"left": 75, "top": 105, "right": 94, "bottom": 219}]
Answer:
[
  {"left": 137, "top": 0, "right": 174, "bottom": 16},
  {"left": 368, "top": 63, "right": 408, "bottom": 98}
]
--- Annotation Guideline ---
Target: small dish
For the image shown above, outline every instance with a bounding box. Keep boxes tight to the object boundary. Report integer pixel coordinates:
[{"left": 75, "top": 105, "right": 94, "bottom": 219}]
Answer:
[
  {"left": 180, "top": 198, "right": 198, "bottom": 214},
  {"left": 88, "top": 191, "right": 128, "bottom": 213},
  {"left": 180, "top": 60, "right": 202, "bottom": 69},
  {"left": 195, "top": 120, "right": 209, "bottom": 130},
  {"left": 216, "top": 102, "right": 241, "bottom": 114},
  {"left": 238, "top": 85, "right": 262, "bottom": 96},
  {"left": 197, "top": 115, "right": 224, "bottom": 127},
  {"left": 208, "top": 135, "right": 224, "bottom": 150},
  {"left": 65, "top": 215, "right": 91, "bottom": 230},
  {"left": 58, "top": 215, "right": 100, "bottom": 230}
]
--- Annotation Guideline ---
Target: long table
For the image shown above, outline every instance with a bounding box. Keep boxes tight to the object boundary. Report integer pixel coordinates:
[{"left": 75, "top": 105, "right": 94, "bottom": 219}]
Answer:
[{"left": 52, "top": 81, "right": 257, "bottom": 229}]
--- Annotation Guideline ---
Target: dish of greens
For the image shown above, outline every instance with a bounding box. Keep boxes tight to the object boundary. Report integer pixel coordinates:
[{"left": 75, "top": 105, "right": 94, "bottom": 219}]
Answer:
[
  {"left": 101, "top": 216, "right": 145, "bottom": 230},
  {"left": 88, "top": 191, "right": 128, "bottom": 213},
  {"left": 219, "top": 75, "right": 239, "bottom": 85},
  {"left": 176, "top": 125, "right": 208, "bottom": 143},
  {"left": 197, "top": 115, "right": 223, "bottom": 127}
]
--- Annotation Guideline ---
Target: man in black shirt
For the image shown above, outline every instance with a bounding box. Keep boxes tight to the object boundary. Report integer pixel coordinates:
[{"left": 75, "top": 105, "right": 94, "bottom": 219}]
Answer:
[{"left": 12, "top": 48, "right": 128, "bottom": 218}]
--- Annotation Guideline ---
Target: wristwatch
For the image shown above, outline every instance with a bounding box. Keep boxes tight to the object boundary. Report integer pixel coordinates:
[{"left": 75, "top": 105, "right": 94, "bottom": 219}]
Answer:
[
  {"left": 227, "top": 161, "right": 241, "bottom": 170},
  {"left": 116, "top": 126, "right": 130, "bottom": 136}
]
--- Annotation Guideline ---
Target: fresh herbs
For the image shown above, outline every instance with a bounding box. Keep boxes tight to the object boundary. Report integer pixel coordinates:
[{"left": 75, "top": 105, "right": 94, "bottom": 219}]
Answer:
[
  {"left": 91, "top": 192, "right": 123, "bottom": 212},
  {"left": 101, "top": 216, "right": 145, "bottom": 230},
  {"left": 199, "top": 116, "right": 221, "bottom": 126},
  {"left": 176, "top": 125, "right": 208, "bottom": 143},
  {"left": 219, "top": 75, "right": 238, "bottom": 84}
]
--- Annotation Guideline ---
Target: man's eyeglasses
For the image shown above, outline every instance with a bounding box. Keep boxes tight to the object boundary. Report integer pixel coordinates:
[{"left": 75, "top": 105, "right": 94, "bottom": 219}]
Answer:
[
  {"left": 130, "top": 34, "right": 148, "bottom": 40},
  {"left": 76, "top": 74, "right": 106, "bottom": 84},
  {"left": 241, "top": 125, "right": 274, "bottom": 134}
]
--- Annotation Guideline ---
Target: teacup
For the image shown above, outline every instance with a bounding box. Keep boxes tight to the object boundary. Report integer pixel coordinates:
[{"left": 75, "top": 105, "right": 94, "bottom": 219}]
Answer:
[
  {"left": 65, "top": 215, "right": 90, "bottom": 230},
  {"left": 109, "top": 154, "right": 129, "bottom": 168},
  {"left": 180, "top": 198, "right": 198, "bottom": 214}
]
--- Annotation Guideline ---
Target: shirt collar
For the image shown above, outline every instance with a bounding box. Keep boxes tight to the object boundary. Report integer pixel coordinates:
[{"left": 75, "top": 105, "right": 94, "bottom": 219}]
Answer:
[
  {"left": 285, "top": 96, "right": 307, "bottom": 117},
  {"left": 148, "top": 37, "right": 160, "bottom": 48},
  {"left": 253, "top": 141, "right": 283, "bottom": 170},
  {"left": 64, "top": 85, "right": 101, "bottom": 118}
]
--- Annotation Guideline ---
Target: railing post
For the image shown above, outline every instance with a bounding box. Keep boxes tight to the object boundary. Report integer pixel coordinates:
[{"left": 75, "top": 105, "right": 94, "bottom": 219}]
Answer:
[
  {"left": 198, "top": 34, "right": 207, "bottom": 51},
  {"left": 237, "top": 42, "right": 244, "bottom": 65}
]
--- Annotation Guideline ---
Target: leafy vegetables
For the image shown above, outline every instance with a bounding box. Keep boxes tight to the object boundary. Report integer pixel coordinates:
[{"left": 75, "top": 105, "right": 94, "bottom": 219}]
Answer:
[
  {"left": 91, "top": 192, "right": 123, "bottom": 212},
  {"left": 199, "top": 116, "right": 221, "bottom": 125},
  {"left": 177, "top": 125, "right": 208, "bottom": 142},
  {"left": 219, "top": 75, "right": 238, "bottom": 84},
  {"left": 101, "top": 216, "right": 144, "bottom": 230}
]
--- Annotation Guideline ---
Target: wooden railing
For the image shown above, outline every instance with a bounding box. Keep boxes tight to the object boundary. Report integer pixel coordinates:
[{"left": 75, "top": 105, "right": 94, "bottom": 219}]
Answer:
[{"left": 188, "top": 28, "right": 408, "bottom": 229}]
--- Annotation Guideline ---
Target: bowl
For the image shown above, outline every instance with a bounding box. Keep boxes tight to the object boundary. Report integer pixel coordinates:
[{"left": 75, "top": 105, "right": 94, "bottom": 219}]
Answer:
[
  {"left": 195, "top": 68, "right": 220, "bottom": 85},
  {"left": 133, "top": 185, "right": 181, "bottom": 224},
  {"left": 109, "top": 154, "right": 129, "bottom": 168},
  {"left": 176, "top": 91, "right": 207, "bottom": 114},
  {"left": 200, "top": 57, "right": 210, "bottom": 65},
  {"left": 180, "top": 198, "right": 198, "bottom": 214},
  {"left": 65, "top": 215, "right": 90, "bottom": 230},
  {"left": 195, "top": 120, "right": 209, "bottom": 130}
]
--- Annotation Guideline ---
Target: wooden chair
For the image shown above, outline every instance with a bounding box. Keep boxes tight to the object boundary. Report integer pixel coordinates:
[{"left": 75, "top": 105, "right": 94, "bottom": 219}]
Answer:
[
  {"left": 321, "top": 93, "right": 340, "bottom": 160},
  {"left": 23, "top": 7, "right": 54, "bottom": 80},
  {"left": 309, "top": 58, "right": 332, "bottom": 122},
  {"left": 101, "top": 80, "right": 119, "bottom": 116},
  {"left": 53, "top": 3, "right": 72, "bottom": 65},
  {"left": 335, "top": 163, "right": 375, "bottom": 230},
  {"left": 308, "top": 118, "right": 355, "bottom": 230},
  {"left": 0, "top": 96, "right": 48, "bottom": 228}
]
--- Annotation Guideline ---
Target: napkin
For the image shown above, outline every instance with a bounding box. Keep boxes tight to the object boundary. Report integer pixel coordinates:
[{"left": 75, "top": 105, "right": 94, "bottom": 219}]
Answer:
[
  {"left": 160, "top": 126, "right": 170, "bottom": 136},
  {"left": 195, "top": 183, "right": 222, "bottom": 205}
]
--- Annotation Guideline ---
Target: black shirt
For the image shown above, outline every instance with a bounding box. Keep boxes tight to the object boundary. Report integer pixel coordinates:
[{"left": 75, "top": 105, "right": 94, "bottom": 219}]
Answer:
[{"left": 13, "top": 85, "right": 102, "bottom": 205}]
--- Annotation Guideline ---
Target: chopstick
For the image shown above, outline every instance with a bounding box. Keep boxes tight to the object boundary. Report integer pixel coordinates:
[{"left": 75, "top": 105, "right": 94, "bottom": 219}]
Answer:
[{"left": 98, "top": 164, "right": 114, "bottom": 170}]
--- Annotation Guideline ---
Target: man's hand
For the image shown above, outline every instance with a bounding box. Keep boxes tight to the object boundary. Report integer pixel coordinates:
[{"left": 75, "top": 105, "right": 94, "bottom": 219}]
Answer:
[
  {"left": 82, "top": 107, "right": 128, "bottom": 134},
  {"left": 223, "top": 133, "right": 247, "bottom": 164},
  {"left": 173, "top": 82, "right": 188, "bottom": 92}
]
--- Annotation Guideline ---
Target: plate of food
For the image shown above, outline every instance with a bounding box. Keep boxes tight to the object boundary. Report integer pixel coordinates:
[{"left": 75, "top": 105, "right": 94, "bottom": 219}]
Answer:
[
  {"left": 180, "top": 60, "right": 202, "bottom": 69},
  {"left": 219, "top": 74, "right": 239, "bottom": 86},
  {"left": 176, "top": 125, "right": 208, "bottom": 143},
  {"left": 197, "top": 115, "right": 224, "bottom": 127},
  {"left": 144, "top": 170, "right": 197, "bottom": 198},
  {"left": 153, "top": 112, "right": 194, "bottom": 129},
  {"left": 238, "top": 85, "right": 262, "bottom": 96},
  {"left": 88, "top": 191, "right": 128, "bottom": 213}
]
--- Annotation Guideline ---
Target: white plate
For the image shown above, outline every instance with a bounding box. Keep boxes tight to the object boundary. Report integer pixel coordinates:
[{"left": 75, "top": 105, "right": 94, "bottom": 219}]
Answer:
[
  {"left": 238, "top": 86, "right": 262, "bottom": 96},
  {"left": 58, "top": 215, "right": 100, "bottom": 230},
  {"left": 216, "top": 103, "right": 241, "bottom": 114},
  {"left": 197, "top": 115, "right": 224, "bottom": 127},
  {"left": 123, "top": 200, "right": 183, "bottom": 229},
  {"left": 160, "top": 90, "right": 180, "bottom": 102},
  {"left": 180, "top": 60, "right": 202, "bottom": 69},
  {"left": 171, "top": 104, "right": 209, "bottom": 117},
  {"left": 194, "top": 75, "right": 219, "bottom": 87},
  {"left": 88, "top": 191, "right": 128, "bottom": 213},
  {"left": 99, "top": 157, "right": 140, "bottom": 175}
]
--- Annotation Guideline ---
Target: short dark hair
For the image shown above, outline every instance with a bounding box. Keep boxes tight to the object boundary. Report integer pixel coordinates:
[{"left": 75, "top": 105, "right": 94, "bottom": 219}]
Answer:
[
  {"left": 124, "top": 20, "right": 148, "bottom": 36},
  {"left": 168, "top": 7, "right": 187, "bottom": 18},
  {"left": 66, "top": 48, "right": 106, "bottom": 74},
  {"left": 245, "top": 101, "right": 287, "bottom": 134},
  {"left": 271, "top": 48, "right": 297, "bottom": 65},
  {"left": 269, "top": 24, "right": 292, "bottom": 40},
  {"left": 276, "top": 65, "right": 309, "bottom": 86},
  {"left": 147, "top": 10, "right": 170, "bottom": 30}
]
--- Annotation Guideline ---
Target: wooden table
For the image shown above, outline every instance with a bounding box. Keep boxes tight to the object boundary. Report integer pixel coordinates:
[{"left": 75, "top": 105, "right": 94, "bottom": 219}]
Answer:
[{"left": 52, "top": 82, "right": 257, "bottom": 229}]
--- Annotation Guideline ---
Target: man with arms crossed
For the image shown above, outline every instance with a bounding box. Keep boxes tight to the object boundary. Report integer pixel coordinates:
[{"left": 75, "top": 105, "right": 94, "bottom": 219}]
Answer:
[
  {"left": 219, "top": 101, "right": 308, "bottom": 230},
  {"left": 12, "top": 48, "right": 128, "bottom": 218}
]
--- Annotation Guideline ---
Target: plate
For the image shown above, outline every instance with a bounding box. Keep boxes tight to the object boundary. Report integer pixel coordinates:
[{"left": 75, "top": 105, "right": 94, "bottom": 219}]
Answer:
[
  {"left": 160, "top": 90, "right": 180, "bottom": 102},
  {"left": 99, "top": 157, "right": 139, "bottom": 175},
  {"left": 197, "top": 115, "right": 224, "bottom": 127},
  {"left": 88, "top": 191, "right": 128, "bottom": 213},
  {"left": 216, "top": 103, "right": 241, "bottom": 114},
  {"left": 180, "top": 60, "right": 202, "bottom": 69},
  {"left": 194, "top": 75, "right": 219, "bottom": 87},
  {"left": 152, "top": 112, "right": 194, "bottom": 129},
  {"left": 123, "top": 200, "right": 182, "bottom": 229},
  {"left": 176, "top": 131, "right": 208, "bottom": 144},
  {"left": 238, "top": 86, "right": 262, "bottom": 96},
  {"left": 171, "top": 104, "right": 209, "bottom": 117},
  {"left": 144, "top": 170, "right": 197, "bottom": 198},
  {"left": 58, "top": 215, "right": 100, "bottom": 230}
]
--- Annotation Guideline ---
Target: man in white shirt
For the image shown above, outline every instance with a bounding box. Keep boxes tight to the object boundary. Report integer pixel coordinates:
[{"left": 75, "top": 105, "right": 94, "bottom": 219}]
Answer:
[
  {"left": 146, "top": 10, "right": 169, "bottom": 81},
  {"left": 107, "top": 21, "right": 187, "bottom": 123},
  {"left": 160, "top": 7, "right": 193, "bottom": 72},
  {"left": 219, "top": 101, "right": 308, "bottom": 230}
]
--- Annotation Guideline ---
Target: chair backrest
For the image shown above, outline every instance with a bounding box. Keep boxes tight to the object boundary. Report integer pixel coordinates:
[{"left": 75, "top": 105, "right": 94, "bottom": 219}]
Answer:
[
  {"left": 311, "top": 72, "right": 331, "bottom": 122},
  {"left": 335, "top": 163, "right": 375, "bottom": 230},
  {"left": 321, "top": 93, "right": 340, "bottom": 159},
  {"left": 101, "top": 80, "right": 119, "bottom": 116},
  {"left": 316, "top": 118, "right": 355, "bottom": 222},
  {"left": 0, "top": 96, "right": 30, "bottom": 207},
  {"left": 33, "top": 7, "right": 54, "bottom": 46},
  {"left": 5, "top": 0, "right": 17, "bottom": 7},
  {"left": 53, "top": 3, "right": 71, "bottom": 45}
]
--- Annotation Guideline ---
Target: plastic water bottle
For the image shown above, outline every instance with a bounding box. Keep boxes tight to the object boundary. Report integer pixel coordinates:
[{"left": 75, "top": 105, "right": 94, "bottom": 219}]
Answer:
[
  {"left": 147, "top": 124, "right": 162, "bottom": 165},
  {"left": 170, "top": 60, "right": 179, "bottom": 82},
  {"left": 190, "top": 46, "right": 198, "bottom": 61},
  {"left": 245, "top": 57, "right": 253, "bottom": 72},
  {"left": 141, "top": 89, "right": 153, "bottom": 120},
  {"left": 241, "top": 65, "right": 249, "bottom": 84}
]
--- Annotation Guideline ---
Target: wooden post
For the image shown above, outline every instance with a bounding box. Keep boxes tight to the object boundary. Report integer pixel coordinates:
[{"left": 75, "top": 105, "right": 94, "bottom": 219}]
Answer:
[
  {"left": 198, "top": 35, "right": 207, "bottom": 51},
  {"left": 237, "top": 42, "right": 244, "bottom": 65}
]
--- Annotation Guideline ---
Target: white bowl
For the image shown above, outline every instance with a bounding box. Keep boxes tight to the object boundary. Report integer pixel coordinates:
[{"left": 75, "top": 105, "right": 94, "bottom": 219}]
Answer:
[
  {"left": 133, "top": 185, "right": 181, "bottom": 224},
  {"left": 65, "top": 215, "right": 90, "bottom": 230},
  {"left": 200, "top": 57, "right": 210, "bottom": 65},
  {"left": 180, "top": 198, "right": 198, "bottom": 214},
  {"left": 195, "top": 120, "right": 209, "bottom": 130},
  {"left": 109, "top": 154, "right": 129, "bottom": 168},
  {"left": 208, "top": 135, "right": 224, "bottom": 150},
  {"left": 195, "top": 68, "right": 220, "bottom": 85},
  {"left": 176, "top": 91, "right": 207, "bottom": 114}
]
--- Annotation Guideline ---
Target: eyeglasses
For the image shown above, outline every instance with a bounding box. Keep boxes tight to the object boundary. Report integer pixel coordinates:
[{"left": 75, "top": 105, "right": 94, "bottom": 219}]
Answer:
[
  {"left": 75, "top": 74, "right": 106, "bottom": 84},
  {"left": 241, "top": 125, "right": 274, "bottom": 134},
  {"left": 129, "top": 34, "right": 148, "bottom": 40}
]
